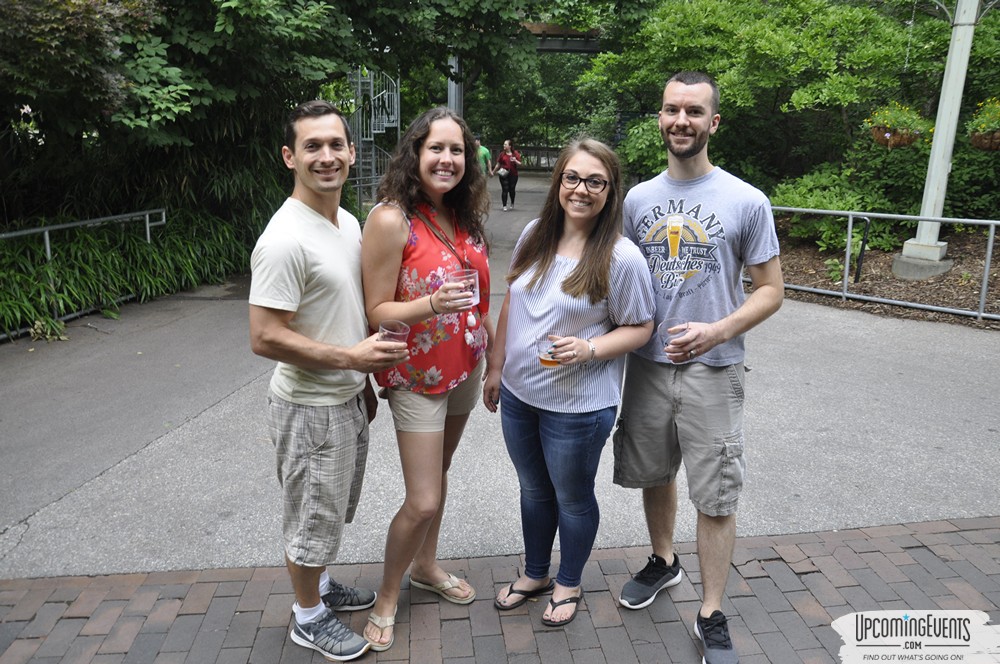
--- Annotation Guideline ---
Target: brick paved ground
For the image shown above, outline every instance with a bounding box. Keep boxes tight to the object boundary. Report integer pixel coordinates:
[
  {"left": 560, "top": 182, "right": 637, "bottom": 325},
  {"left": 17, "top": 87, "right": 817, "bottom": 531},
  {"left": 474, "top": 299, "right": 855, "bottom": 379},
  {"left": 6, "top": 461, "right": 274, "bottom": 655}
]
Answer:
[{"left": 2, "top": 517, "right": 998, "bottom": 663}]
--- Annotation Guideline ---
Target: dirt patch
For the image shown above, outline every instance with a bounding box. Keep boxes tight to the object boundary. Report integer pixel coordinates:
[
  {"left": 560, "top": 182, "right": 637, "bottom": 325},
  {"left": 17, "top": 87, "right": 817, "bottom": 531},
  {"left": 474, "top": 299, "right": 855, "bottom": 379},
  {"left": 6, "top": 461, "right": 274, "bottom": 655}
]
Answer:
[{"left": 774, "top": 218, "right": 1000, "bottom": 331}]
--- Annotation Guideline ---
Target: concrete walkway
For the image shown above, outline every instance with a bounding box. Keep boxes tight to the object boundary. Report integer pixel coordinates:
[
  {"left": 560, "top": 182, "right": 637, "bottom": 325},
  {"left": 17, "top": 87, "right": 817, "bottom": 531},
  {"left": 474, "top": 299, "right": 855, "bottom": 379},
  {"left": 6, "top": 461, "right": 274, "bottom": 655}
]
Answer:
[{"left": 1, "top": 172, "right": 998, "bottom": 662}]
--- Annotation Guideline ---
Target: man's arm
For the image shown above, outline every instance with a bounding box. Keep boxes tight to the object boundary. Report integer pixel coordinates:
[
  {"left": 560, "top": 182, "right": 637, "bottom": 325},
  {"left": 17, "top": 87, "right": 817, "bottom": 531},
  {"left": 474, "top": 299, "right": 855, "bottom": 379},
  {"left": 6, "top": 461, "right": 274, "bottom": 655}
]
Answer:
[
  {"left": 249, "top": 304, "right": 405, "bottom": 373},
  {"left": 670, "top": 256, "right": 783, "bottom": 358},
  {"left": 723, "top": 256, "right": 784, "bottom": 337}
]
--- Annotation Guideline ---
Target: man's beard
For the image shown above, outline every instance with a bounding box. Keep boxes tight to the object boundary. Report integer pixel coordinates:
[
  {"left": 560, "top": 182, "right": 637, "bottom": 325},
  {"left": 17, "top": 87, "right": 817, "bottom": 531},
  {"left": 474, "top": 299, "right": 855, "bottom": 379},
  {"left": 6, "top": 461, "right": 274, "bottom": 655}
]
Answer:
[{"left": 664, "top": 129, "right": 708, "bottom": 159}]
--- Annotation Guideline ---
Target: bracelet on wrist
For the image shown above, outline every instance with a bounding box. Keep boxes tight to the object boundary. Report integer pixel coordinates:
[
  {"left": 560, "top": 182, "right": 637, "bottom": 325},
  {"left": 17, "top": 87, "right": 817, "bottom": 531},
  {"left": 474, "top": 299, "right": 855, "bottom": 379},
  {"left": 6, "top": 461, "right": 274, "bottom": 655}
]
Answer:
[
  {"left": 429, "top": 291, "right": 440, "bottom": 315},
  {"left": 586, "top": 339, "right": 597, "bottom": 363}
]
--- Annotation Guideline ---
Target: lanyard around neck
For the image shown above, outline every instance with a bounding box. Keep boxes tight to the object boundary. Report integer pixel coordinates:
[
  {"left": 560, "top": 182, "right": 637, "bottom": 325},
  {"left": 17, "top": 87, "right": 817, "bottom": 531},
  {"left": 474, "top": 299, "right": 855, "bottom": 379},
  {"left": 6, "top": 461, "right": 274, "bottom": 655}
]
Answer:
[{"left": 414, "top": 207, "right": 471, "bottom": 270}]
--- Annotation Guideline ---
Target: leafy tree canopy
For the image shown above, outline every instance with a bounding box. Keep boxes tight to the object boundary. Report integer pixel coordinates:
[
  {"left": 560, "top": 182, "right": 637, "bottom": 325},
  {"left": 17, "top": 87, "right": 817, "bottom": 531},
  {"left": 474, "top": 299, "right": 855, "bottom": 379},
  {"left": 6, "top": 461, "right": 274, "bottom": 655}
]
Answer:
[{"left": 0, "top": 0, "right": 556, "bottom": 223}]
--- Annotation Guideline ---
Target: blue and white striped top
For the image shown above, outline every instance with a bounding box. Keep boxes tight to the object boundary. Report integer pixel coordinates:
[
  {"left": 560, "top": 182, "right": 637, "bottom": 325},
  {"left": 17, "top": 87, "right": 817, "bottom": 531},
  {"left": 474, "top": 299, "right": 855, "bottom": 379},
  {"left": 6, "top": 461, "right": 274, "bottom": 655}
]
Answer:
[{"left": 501, "top": 221, "right": 656, "bottom": 413}]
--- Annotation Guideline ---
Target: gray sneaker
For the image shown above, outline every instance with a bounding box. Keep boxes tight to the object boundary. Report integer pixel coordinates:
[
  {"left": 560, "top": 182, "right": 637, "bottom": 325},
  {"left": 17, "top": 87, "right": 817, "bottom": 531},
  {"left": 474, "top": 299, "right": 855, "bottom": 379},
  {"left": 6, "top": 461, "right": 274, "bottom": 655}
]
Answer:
[
  {"left": 322, "top": 580, "right": 376, "bottom": 611},
  {"left": 694, "top": 610, "right": 739, "bottom": 664},
  {"left": 618, "top": 553, "right": 684, "bottom": 609},
  {"left": 290, "top": 608, "right": 370, "bottom": 661}
]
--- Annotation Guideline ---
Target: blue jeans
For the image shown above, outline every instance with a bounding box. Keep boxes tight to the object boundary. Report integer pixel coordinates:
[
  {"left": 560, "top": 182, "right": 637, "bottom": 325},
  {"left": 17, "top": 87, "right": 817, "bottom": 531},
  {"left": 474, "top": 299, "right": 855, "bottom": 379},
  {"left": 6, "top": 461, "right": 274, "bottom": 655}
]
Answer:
[{"left": 499, "top": 383, "right": 616, "bottom": 588}]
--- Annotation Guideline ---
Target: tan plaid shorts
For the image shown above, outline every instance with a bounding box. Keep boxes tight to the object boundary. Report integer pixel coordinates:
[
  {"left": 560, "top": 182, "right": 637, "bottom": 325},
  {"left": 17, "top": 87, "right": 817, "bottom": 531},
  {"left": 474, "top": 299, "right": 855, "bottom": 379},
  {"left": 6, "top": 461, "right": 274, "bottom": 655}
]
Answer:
[{"left": 266, "top": 391, "right": 369, "bottom": 566}]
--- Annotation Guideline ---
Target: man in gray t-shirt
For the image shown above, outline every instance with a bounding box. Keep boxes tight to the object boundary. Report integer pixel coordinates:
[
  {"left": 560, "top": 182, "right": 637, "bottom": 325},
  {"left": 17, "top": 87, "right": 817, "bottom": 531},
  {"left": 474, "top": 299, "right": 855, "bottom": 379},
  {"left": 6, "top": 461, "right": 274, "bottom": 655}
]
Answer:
[{"left": 613, "top": 71, "right": 784, "bottom": 664}]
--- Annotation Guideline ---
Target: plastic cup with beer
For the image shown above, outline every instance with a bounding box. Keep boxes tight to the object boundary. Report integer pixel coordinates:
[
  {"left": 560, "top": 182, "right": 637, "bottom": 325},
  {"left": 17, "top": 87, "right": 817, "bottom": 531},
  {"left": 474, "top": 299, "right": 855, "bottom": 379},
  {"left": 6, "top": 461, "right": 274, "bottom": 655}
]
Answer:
[
  {"left": 446, "top": 269, "right": 480, "bottom": 307},
  {"left": 537, "top": 333, "right": 562, "bottom": 369}
]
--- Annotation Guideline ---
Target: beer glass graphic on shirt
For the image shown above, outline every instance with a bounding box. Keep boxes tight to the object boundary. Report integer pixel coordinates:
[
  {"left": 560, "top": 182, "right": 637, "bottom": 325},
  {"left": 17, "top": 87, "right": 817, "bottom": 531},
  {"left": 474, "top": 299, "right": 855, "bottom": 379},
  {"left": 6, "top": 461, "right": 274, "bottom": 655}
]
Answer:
[{"left": 666, "top": 214, "right": 684, "bottom": 259}]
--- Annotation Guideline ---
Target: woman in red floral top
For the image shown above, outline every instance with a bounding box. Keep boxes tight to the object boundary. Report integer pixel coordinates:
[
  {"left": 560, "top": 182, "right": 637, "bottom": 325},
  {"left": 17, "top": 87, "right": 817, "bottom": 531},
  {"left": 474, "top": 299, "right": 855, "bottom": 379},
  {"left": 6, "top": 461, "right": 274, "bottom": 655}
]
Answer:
[{"left": 360, "top": 107, "right": 492, "bottom": 652}]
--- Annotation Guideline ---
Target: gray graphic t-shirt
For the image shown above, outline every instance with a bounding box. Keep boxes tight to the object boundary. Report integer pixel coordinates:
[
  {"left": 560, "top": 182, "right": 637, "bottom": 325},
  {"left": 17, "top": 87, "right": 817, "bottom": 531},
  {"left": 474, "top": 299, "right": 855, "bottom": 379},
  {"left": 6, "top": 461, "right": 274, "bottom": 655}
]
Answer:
[{"left": 623, "top": 167, "right": 780, "bottom": 367}]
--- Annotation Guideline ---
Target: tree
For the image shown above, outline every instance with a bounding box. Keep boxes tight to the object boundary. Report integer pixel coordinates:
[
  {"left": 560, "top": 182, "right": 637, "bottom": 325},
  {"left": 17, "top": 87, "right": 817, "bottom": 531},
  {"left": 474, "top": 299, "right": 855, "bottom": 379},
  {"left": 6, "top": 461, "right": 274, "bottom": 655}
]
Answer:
[{"left": 0, "top": 0, "right": 547, "bottom": 226}]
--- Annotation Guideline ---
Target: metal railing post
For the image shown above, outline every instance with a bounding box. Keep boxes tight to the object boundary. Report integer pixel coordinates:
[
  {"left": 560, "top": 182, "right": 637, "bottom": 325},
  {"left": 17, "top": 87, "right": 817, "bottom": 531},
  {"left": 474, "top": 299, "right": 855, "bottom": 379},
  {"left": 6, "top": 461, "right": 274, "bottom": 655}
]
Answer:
[
  {"left": 979, "top": 224, "right": 996, "bottom": 320},
  {"left": 769, "top": 205, "right": 999, "bottom": 322}
]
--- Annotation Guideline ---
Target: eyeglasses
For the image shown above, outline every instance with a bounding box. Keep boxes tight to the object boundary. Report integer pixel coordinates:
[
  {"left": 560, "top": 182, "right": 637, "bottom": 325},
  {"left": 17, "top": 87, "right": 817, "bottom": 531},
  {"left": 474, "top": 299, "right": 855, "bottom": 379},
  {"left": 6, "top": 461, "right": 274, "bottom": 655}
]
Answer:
[{"left": 559, "top": 172, "right": 609, "bottom": 194}]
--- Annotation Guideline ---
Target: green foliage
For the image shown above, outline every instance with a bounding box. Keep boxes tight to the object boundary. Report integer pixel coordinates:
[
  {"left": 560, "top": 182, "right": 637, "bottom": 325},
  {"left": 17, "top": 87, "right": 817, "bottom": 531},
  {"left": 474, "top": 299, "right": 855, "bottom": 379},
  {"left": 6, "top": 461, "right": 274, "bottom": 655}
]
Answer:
[
  {"left": 465, "top": 51, "right": 599, "bottom": 149},
  {"left": 617, "top": 117, "right": 666, "bottom": 181},
  {"left": 940, "top": 140, "right": 1000, "bottom": 220},
  {"left": 1, "top": 0, "right": 545, "bottom": 226},
  {"left": 580, "top": 0, "right": 971, "bottom": 187},
  {"left": 824, "top": 258, "right": 844, "bottom": 283},
  {"left": 772, "top": 162, "right": 911, "bottom": 257},
  {"left": 966, "top": 97, "right": 1000, "bottom": 134},
  {"left": 0, "top": 0, "right": 157, "bottom": 139},
  {"left": 0, "top": 213, "right": 248, "bottom": 340},
  {"left": 770, "top": 122, "right": 1000, "bottom": 257}
]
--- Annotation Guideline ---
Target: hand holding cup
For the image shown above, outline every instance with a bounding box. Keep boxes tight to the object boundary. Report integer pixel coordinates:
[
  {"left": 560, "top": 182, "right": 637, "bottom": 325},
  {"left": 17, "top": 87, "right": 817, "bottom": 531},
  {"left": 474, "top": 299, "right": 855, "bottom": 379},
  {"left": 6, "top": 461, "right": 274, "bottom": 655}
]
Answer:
[
  {"left": 658, "top": 318, "right": 688, "bottom": 353},
  {"left": 379, "top": 320, "right": 410, "bottom": 358},
  {"left": 444, "top": 269, "right": 480, "bottom": 309}
]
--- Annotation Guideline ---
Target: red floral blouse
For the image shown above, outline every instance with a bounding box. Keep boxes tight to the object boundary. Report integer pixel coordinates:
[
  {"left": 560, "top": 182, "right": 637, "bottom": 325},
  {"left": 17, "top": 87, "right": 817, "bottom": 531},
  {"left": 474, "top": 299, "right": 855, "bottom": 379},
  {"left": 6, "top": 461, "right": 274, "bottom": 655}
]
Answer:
[{"left": 374, "top": 203, "right": 490, "bottom": 394}]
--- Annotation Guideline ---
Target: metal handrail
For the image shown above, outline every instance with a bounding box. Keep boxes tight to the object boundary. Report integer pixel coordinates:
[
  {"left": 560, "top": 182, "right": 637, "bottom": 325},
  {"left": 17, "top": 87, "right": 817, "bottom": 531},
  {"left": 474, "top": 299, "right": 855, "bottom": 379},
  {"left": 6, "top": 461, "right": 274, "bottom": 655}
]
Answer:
[
  {"left": 0, "top": 209, "right": 167, "bottom": 342},
  {"left": 771, "top": 206, "right": 998, "bottom": 321}
]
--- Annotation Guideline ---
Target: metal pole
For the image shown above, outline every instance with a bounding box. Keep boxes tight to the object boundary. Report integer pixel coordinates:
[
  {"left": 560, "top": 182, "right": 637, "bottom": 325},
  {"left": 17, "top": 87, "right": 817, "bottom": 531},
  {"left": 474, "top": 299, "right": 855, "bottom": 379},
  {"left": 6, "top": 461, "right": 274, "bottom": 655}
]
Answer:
[
  {"left": 447, "top": 55, "right": 463, "bottom": 116},
  {"left": 900, "top": 0, "right": 981, "bottom": 263}
]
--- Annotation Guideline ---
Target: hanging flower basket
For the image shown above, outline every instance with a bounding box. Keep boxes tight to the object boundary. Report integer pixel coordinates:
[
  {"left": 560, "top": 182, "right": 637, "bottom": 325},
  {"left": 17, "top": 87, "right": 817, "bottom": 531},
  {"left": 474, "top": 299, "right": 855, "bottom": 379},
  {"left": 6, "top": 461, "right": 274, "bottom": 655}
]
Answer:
[
  {"left": 862, "top": 102, "right": 931, "bottom": 149},
  {"left": 870, "top": 126, "right": 919, "bottom": 148},
  {"left": 970, "top": 131, "right": 1000, "bottom": 151},
  {"left": 967, "top": 98, "right": 1000, "bottom": 150}
]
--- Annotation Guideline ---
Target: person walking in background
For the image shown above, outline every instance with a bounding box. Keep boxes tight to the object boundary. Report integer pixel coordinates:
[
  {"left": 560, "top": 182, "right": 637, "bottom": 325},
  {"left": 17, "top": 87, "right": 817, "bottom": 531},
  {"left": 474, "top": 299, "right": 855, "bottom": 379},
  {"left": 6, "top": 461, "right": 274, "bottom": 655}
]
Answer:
[
  {"left": 483, "top": 138, "right": 655, "bottom": 628},
  {"left": 360, "top": 106, "right": 493, "bottom": 652},
  {"left": 492, "top": 138, "right": 521, "bottom": 211},
  {"left": 248, "top": 100, "right": 408, "bottom": 662},
  {"left": 475, "top": 135, "right": 493, "bottom": 178},
  {"left": 614, "top": 71, "right": 783, "bottom": 664}
]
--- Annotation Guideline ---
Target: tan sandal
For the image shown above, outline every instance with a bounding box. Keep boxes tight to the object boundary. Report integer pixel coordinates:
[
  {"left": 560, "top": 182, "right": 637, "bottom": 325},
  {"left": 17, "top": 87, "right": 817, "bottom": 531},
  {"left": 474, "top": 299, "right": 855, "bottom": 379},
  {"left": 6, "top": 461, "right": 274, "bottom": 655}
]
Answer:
[
  {"left": 410, "top": 573, "right": 476, "bottom": 605},
  {"left": 365, "top": 609, "right": 396, "bottom": 652}
]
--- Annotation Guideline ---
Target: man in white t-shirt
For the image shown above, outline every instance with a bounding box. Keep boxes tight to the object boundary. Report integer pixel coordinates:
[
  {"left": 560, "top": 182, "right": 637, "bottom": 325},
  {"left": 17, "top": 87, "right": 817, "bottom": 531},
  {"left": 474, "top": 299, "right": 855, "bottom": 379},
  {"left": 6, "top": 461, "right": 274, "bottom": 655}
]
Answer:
[
  {"left": 615, "top": 72, "right": 784, "bottom": 664},
  {"left": 249, "top": 100, "right": 407, "bottom": 662}
]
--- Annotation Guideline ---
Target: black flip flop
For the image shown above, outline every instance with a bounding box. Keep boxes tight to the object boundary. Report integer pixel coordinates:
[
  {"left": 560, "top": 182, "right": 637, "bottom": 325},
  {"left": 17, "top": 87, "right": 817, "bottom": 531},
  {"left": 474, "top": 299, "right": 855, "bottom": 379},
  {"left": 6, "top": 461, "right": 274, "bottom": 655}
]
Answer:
[
  {"left": 540, "top": 592, "right": 583, "bottom": 627},
  {"left": 493, "top": 579, "right": 555, "bottom": 610}
]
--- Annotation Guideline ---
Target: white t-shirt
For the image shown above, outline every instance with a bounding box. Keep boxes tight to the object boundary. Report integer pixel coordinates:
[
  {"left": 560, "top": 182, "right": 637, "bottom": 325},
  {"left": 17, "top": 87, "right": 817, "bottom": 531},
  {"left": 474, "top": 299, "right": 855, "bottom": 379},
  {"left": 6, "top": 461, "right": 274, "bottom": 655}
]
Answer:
[{"left": 249, "top": 198, "right": 367, "bottom": 406}]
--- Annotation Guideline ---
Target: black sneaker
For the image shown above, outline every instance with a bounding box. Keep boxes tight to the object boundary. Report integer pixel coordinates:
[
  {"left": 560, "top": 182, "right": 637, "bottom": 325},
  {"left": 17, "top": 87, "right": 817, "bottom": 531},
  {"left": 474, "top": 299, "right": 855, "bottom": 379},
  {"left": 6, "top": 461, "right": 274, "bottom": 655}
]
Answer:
[
  {"left": 322, "top": 580, "right": 376, "bottom": 611},
  {"left": 290, "top": 608, "right": 370, "bottom": 661},
  {"left": 694, "top": 610, "right": 739, "bottom": 664},
  {"left": 618, "top": 553, "right": 684, "bottom": 609}
]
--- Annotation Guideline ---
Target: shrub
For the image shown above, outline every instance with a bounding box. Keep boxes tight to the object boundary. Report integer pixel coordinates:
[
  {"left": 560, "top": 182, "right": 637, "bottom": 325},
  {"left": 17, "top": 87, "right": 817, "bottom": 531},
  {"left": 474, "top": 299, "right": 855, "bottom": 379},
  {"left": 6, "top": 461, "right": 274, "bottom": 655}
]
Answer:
[
  {"left": 771, "top": 163, "right": 910, "bottom": 257},
  {"left": 0, "top": 212, "right": 248, "bottom": 340}
]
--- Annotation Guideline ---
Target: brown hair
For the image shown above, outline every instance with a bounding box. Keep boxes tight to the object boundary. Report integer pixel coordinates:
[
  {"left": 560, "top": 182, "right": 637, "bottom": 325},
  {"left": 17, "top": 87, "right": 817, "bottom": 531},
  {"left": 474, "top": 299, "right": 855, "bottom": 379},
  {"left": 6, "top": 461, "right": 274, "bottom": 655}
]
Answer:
[
  {"left": 507, "top": 138, "right": 624, "bottom": 303},
  {"left": 376, "top": 107, "right": 490, "bottom": 245}
]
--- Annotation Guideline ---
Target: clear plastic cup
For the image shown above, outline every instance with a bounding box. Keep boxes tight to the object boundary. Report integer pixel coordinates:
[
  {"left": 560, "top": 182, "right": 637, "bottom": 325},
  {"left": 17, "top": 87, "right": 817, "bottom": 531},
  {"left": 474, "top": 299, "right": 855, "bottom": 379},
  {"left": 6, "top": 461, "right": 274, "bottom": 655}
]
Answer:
[
  {"left": 379, "top": 320, "right": 410, "bottom": 343},
  {"left": 446, "top": 269, "right": 480, "bottom": 307}
]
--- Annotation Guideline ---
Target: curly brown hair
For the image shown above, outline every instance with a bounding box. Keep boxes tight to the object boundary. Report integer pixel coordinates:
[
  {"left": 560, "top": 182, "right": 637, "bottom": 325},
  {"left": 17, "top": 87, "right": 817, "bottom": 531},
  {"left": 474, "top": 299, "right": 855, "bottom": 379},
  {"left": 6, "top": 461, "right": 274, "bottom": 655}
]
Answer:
[
  {"left": 507, "top": 137, "right": 624, "bottom": 304},
  {"left": 376, "top": 107, "right": 490, "bottom": 245}
]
